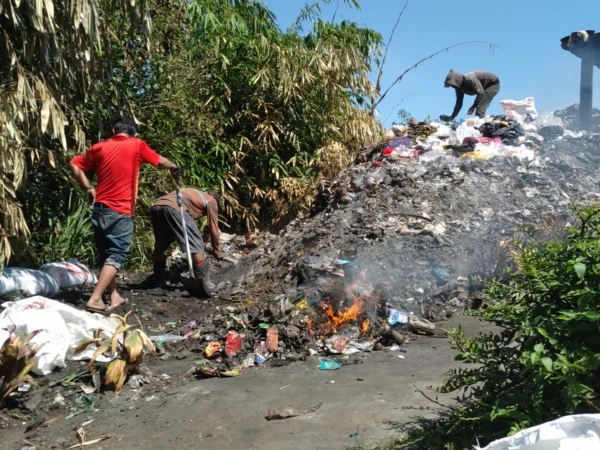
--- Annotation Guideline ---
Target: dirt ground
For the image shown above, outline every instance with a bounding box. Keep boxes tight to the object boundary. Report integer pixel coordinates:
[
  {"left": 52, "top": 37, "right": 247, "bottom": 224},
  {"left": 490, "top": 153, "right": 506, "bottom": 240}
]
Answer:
[{"left": 1, "top": 296, "right": 488, "bottom": 450}]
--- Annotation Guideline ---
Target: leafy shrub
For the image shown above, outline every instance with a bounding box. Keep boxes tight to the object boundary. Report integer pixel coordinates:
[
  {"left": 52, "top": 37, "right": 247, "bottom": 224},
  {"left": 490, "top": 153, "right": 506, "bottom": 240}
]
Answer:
[
  {"left": 394, "top": 205, "right": 600, "bottom": 449},
  {"left": 75, "top": 311, "right": 155, "bottom": 394},
  {"left": 0, "top": 330, "right": 43, "bottom": 406}
]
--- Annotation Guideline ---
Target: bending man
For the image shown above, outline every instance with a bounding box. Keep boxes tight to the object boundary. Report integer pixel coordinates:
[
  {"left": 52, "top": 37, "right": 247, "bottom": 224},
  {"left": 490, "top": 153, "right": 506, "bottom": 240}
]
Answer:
[
  {"left": 69, "top": 116, "right": 179, "bottom": 313},
  {"left": 440, "top": 69, "right": 500, "bottom": 121},
  {"left": 150, "top": 188, "right": 221, "bottom": 293}
]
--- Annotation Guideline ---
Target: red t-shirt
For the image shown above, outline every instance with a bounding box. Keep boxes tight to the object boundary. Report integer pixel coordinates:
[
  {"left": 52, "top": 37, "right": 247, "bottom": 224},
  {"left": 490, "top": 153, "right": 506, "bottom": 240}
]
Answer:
[{"left": 71, "top": 135, "right": 160, "bottom": 216}]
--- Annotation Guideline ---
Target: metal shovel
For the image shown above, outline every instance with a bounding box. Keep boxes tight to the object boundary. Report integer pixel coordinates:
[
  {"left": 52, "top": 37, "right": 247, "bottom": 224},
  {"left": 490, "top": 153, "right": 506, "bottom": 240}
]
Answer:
[{"left": 176, "top": 184, "right": 212, "bottom": 298}]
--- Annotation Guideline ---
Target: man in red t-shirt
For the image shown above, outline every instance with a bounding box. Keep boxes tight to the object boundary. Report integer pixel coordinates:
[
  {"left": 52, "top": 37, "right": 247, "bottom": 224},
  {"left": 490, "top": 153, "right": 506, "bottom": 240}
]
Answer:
[{"left": 69, "top": 116, "right": 178, "bottom": 313}]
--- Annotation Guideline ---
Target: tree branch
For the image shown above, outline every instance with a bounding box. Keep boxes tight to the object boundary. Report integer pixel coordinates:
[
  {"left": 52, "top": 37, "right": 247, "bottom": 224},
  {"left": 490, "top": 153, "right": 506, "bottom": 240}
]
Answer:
[
  {"left": 375, "top": 0, "right": 410, "bottom": 96},
  {"left": 371, "top": 41, "right": 502, "bottom": 115}
]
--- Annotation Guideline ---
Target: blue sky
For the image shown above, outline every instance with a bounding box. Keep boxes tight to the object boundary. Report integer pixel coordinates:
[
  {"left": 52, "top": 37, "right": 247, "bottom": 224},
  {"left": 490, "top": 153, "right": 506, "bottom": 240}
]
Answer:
[{"left": 265, "top": 0, "right": 600, "bottom": 126}]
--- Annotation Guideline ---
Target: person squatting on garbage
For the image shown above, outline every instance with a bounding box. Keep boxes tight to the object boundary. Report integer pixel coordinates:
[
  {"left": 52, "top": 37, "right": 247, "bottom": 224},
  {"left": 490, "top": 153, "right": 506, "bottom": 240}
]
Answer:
[
  {"left": 149, "top": 188, "right": 222, "bottom": 290},
  {"left": 440, "top": 69, "right": 501, "bottom": 121},
  {"left": 69, "top": 116, "right": 179, "bottom": 313}
]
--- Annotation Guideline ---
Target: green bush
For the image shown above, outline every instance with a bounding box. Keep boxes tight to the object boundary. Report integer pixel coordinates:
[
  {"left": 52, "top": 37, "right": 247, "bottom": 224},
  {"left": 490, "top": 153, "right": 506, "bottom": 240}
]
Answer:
[{"left": 394, "top": 205, "right": 600, "bottom": 449}]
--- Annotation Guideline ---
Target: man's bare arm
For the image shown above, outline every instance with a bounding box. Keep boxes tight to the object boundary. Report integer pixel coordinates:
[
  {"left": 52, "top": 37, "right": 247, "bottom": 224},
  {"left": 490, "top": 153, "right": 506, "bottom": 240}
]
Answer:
[{"left": 69, "top": 161, "right": 96, "bottom": 202}]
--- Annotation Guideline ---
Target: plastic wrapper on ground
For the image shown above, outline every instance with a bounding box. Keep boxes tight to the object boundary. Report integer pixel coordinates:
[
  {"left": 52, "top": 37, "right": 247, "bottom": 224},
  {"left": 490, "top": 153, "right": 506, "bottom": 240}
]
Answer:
[{"left": 479, "top": 414, "right": 600, "bottom": 450}]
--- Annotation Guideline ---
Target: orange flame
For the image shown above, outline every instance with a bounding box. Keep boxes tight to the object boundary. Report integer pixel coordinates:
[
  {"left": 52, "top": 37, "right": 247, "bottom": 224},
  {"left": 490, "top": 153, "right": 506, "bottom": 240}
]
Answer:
[{"left": 361, "top": 319, "right": 370, "bottom": 336}]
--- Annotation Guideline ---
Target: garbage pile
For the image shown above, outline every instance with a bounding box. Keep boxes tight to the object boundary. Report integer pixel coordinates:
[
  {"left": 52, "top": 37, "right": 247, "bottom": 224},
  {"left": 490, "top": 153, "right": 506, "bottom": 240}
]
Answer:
[
  {"left": 378, "top": 98, "right": 588, "bottom": 166},
  {"left": 233, "top": 112, "right": 600, "bottom": 337}
]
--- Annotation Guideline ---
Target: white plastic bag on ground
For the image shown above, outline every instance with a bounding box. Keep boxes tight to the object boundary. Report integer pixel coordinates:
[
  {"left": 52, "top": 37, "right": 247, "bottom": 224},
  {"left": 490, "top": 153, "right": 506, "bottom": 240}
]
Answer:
[
  {"left": 7, "top": 268, "right": 59, "bottom": 297},
  {"left": 449, "top": 124, "right": 480, "bottom": 146},
  {"left": 500, "top": 97, "right": 538, "bottom": 119},
  {"left": 534, "top": 113, "right": 564, "bottom": 129},
  {"left": 479, "top": 414, "right": 600, "bottom": 449},
  {"left": 41, "top": 260, "right": 98, "bottom": 288},
  {"left": 0, "top": 297, "right": 119, "bottom": 375},
  {"left": 505, "top": 145, "right": 536, "bottom": 161},
  {"left": 0, "top": 270, "right": 18, "bottom": 297}
]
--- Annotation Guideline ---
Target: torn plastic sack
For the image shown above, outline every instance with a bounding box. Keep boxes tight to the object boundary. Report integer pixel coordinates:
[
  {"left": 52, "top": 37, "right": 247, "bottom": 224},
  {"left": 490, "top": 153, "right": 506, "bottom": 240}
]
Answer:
[
  {"left": 41, "top": 260, "right": 98, "bottom": 289},
  {"left": 431, "top": 123, "right": 451, "bottom": 139},
  {"left": 0, "top": 270, "right": 18, "bottom": 297},
  {"left": 505, "top": 145, "right": 536, "bottom": 161},
  {"left": 534, "top": 112, "right": 564, "bottom": 129},
  {"left": 462, "top": 136, "right": 502, "bottom": 145},
  {"left": 0, "top": 297, "right": 119, "bottom": 375},
  {"left": 500, "top": 97, "right": 538, "bottom": 119},
  {"left": 448, "top": 123, "right": 480, "bottom": 146},
  {"left": 478, "top": 414, "right": 600, "bottom": 450},
  {"left": 7, "top": 268, "right": 60, "bottom": 297}
]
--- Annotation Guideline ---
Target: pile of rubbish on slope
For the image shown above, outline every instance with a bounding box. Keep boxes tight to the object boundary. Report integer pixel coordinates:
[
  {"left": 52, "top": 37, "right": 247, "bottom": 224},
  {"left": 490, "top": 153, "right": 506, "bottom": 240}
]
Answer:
[
  {"left": 378, "top": 97, "right": 586, "bottom": 166},
  {"left": 3, "top": 99, "right": 600, "bottom": 397}
]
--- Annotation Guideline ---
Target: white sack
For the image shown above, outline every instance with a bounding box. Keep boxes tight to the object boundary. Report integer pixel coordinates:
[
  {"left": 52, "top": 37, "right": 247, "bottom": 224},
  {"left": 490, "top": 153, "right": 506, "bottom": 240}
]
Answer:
[
  {"left": 500, "top": 97, "right": 538, "bottom": 119},
  {"left": 7, "top": 268, "right": 59, "bottom": 297},
  {"left": 41, "top": 260, "right": 98, "bottom": 288},
  {"left": 479, "top": 414, "right": 600, "bottom": 450},
  {"left": 449, "top": 124, "right": 480, "bottom": 146},
  {"left": 0, "top": 297, "right": 119, "bottom": 375},
  {"left": 0, "top": 271, "right": 18, "bottom": 297}
]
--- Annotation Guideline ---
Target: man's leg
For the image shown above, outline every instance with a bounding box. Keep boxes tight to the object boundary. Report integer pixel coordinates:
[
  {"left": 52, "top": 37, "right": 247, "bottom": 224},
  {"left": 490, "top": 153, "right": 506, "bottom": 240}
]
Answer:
[
  {"left": 87, "top": 206, "right": 109, "bottom": 310},
  {"left": 150, "top": 206, "right": 174, "bottom": 286},
  {"left": 475, "top": 83, "right": 500, "bottom": 118},
  {"left": 163, "top": 206, "right": 213, "bottom": 288},
  {"left": 101, "top": 211, "right": 134, "bottom": 309}
]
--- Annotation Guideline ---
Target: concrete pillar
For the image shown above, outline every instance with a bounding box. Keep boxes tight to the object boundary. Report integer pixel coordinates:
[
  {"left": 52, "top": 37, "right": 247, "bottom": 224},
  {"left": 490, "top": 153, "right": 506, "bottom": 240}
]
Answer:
[{"left": 580, "top": 47, "right": 594, "bottom": 131}]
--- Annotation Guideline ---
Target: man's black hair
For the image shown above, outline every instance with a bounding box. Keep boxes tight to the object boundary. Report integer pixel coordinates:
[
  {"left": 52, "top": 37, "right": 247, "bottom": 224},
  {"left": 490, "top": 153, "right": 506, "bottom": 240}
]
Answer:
[
  {"left": 207, "top": 190, "right": 221, "bottom": 207},
  {"left": 112, "top": 116, "right": 137, "bottom": 137}
]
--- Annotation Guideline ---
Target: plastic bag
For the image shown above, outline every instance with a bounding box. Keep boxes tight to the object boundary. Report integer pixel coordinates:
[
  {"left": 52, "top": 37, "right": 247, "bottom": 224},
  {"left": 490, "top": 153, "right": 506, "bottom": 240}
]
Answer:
[
  {"left": 500, "top": 97, "right": 538, "bottom": 119},
  {"left": 7, "top": 268, "right": 59, "bottom": 298},
  {"left": 479, "top": 414, "right": 600, "bottom": 450},
  {"left": 41, "top": 260, "right": 98, "bottom": 289},
  {"left": 449, "top": 123, "right": 480, "bottom": 146},
  {"left": 431, "top": 123, "right": 451, "bottom": 139},
  {"left": 0, "top": 270, "right": 18, "bottom": 297},
  {"left": 534, "top": 112, "right": 564, "bottom": 129},
  {"left": 0, "top": 297, "right": 119, "bottom": 375}
]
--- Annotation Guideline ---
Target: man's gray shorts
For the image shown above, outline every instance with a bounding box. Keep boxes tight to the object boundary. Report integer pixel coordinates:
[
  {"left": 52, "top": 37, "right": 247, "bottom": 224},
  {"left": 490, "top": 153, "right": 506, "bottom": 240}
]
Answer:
[{"left": 150, "top": 205, "right": 205, "bottom": 260}]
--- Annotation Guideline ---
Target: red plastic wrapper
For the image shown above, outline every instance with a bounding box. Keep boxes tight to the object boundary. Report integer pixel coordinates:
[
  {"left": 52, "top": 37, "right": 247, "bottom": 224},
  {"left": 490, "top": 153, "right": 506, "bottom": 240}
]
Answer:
[
  {"left": 332, "top": 336, "right": 349, "bottom": 353},
  {"left": 266, "top": 328, "right": 279, "bottom": 353},
  {"left": 225, "top": 331, "right": 243, "bottom": 357}
]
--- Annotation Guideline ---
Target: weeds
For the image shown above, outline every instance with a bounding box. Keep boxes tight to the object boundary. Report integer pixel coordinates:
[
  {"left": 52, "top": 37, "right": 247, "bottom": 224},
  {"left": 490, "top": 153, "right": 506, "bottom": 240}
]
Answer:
[
  {"left": 0, "top": 330, "right": 43, "bottom": 406},
  {"left": 391, "top": 205, "right": 600, "bottom": 449},
  {"left": 75, "top": 311, "right": 155, "bottom": 394}
]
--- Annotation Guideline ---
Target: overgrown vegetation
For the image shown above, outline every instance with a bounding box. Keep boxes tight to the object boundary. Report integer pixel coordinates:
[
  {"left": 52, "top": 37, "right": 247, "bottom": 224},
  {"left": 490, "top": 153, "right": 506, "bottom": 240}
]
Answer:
[
  {"left": 3, "top": 0, "right": 383, "bottom": 268},
  {"left": 393, "top": 205, "right": 600, "bottom": 449},
  {"left": 2, "top": 0, "right": 497, "bottom": 268}
]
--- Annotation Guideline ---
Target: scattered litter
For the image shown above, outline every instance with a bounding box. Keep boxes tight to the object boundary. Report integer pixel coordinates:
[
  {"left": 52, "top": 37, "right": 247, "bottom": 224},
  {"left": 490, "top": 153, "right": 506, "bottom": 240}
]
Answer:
[
  {"left": 225, "top": 331, "right": 243, "bottom": 357},
  {"left": 149, "top": 334, "right": 186, "bottom": 343},
  {"left": 320, "top": 360, "right": 342, "bottom": 370},
  {"left": 204, "top": 342, "right": 222, "bottom": 357},
  {"left": 266, "top": 328, "right": 278, "bottom": 353},
  {"left": 65, "top": 395, "right": 95, "bottom": 420},
  {"left": 397, "top": 355, "right": 406, "bottom": 360},
  {"left": 265, "top": 402, "right": 323, "bottom": 421},
  {"left": 388, "top": 309, "right": 409, "bottom": 326}
]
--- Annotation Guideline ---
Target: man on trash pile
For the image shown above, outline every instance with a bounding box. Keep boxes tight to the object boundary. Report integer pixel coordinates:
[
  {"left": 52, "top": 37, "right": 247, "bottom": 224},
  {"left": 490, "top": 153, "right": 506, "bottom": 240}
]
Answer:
[
  {"left": 440, "top": 69, "right": 500, "bottom": 121},
  {"left": 69, "top": 116, "right": 179, "bottom": 314},
  {"left": 149, "top": 188, "right": 222, "bottom": 292}
]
